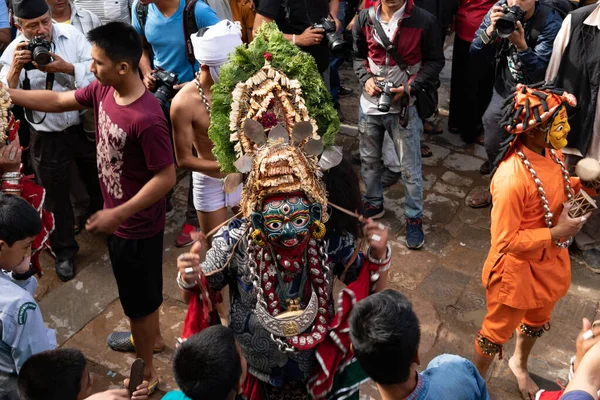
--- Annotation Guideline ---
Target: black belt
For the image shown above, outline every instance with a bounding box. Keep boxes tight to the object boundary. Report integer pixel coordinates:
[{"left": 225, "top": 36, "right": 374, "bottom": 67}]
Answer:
[{"left": 31, "top": 124, "right": 81, "bottom": 135}]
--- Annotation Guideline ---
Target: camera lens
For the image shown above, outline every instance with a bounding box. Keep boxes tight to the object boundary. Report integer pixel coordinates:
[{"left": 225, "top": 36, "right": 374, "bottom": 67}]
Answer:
[
  {"left": 327, "top": 33, "right": 345, "bottom": 53},
  {"left": 32, "top": 46, "right": 52, "bottom": 66},
  {"left": 496, "top": 16, "right": 517, "bottom": 38},
  {"left": 154, "top": 85, "right": 171, "bottom": 108}
]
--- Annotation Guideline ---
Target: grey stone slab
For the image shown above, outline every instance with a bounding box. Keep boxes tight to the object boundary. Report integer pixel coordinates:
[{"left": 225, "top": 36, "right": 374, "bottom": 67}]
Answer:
[
  {"left": 443, "top": 152, "right": 486, "bottom": 172},
  {"left": 40, "top": 253, "right": 118, "bottom": 346},
  {"left": 422, "top": 143, "right": 451, "bottom": 167},
  {"left": 440, "top": 171, "right": 474, "bottom": 187},
  {"left": 423, "top": 193, "right": 460, "bottom": 225},
  {"left": 417, "top": 266, "right": 470, "bottom": 307},
  {"left": 451, "top": 224, "right": 491, "bottom": 251},
  {"left": 474, "top": 144, "right": 488, "bottom": 160},
  {"left": 457, "top": 206, "right": 491, "bottom": 231},
  {"left": 433, "top": 182, "right": 467, "bottom": 199},
  {"left": 552, "top": 293, "right": 598, "bottom": 328},
  {"left": 423, "top": 173, "right": 438, "bottom": 191}
]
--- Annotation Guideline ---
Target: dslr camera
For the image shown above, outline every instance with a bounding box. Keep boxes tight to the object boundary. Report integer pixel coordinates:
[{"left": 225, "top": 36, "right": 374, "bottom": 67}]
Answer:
[
  {"left": 376, "top": 80, "right": 396, "bottom": 113},
  {"left": 23, "top": 36, "right": 52, "bottom": 71},
  {"left": 496, "top": 4, "right": 527, "bottom": 38},
  {"left": 312, "top": 18, "right": 345, "bottom": 53},
  {"left": 151, "top": 69, "right": 179, "bottom": 108}
]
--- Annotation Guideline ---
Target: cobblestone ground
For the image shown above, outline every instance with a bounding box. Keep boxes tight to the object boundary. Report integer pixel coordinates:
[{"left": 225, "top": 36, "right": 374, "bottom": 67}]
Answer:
[{"left": 32, "top": 36, "right": 600, "bottom": 399}]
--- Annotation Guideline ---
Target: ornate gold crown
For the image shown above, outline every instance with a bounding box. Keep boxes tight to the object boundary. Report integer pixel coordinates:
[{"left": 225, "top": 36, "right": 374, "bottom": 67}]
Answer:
[{"left": 224, "top": 58, "right": 330, "bottom": 219}]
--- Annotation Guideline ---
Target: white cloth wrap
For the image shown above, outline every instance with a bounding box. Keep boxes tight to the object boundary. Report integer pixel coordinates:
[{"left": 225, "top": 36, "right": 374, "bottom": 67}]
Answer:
[
  {"left": 192, "top": 172, "right": 242, "bottom": 212},
  {"left": 191, "top": 19, "right": 243, "bottom": 83}
]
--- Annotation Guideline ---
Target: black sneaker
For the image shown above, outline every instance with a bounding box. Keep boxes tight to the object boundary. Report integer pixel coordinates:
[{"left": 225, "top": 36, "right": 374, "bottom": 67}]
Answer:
[
  {"left": 364, "top": 203, "right": 385, "bottom": 219},
  {"left": 406, "top": 218, "right": 425, "bottom": 249},
  {"left": 382, "top": 168, "right": 402, "bottom": 188},
  {"left": 479, "top": 160, "right": 491, "bottom": 175},
  {"left": 339, "top": 86, "right": 354, "bottom": 97}
]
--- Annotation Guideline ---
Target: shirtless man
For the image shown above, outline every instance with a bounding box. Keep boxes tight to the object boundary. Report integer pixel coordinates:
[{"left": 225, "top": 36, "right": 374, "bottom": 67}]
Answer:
[{"left": 170, "top": 20, "right": 243, "bottom": 236}]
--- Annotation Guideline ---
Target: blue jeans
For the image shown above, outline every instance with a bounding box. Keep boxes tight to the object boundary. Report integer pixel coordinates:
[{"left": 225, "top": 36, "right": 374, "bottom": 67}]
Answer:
[
  {"left": 329, "top": 1, "right": 346, "bottom": 106},
  {"left": 359, "top": 106, "right": 424, "bottom": 219}
]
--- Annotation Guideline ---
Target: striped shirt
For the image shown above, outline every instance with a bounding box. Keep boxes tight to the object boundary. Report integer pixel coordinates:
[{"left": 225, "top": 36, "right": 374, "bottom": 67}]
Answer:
[
  {"left": 54, "top": 1, "right": 102, "bottom": 35},
  {"left": 73, "top": 0, "right": 135, "bottom": 24}
]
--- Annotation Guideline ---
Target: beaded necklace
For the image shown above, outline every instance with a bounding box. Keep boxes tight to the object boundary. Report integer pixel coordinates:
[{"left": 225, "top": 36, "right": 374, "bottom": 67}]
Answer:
[{"left": 515, "top": 146, "right": 574, "bottom": 248}]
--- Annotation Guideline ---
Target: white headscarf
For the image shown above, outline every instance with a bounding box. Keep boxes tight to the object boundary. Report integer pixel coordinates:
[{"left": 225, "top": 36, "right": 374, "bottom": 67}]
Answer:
[{"left": 191, "top": 19, "right": 243, "bottom": 83}]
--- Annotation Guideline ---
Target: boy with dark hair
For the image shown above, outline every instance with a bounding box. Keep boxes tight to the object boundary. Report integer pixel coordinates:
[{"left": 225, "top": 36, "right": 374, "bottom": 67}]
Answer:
[
  {"left": 349, "top": 289, "right": 490, "bottom": 399},
  {"left": 5, "top": 21, "right": 176, "bottom": 391},
  {"left": 17, "top": 348, "right": 149, "bottom": 400},
  {"left": 0, "top": 194, "right": 56, "bottom": 376},
  {"left": 163, "top": 325, "right": 247, "bottom": 400}
]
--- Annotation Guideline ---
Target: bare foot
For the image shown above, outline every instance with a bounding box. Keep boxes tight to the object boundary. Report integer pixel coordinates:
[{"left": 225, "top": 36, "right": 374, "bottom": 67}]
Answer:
[
  {"left": 508, "top": 356, "right": 539, "bottom": 400},
  {"left": 144, "top": 367, "right": 159, "bottom": 386},
  {"left": 154, "top": 337, "right": 166, "bottom": 353}
]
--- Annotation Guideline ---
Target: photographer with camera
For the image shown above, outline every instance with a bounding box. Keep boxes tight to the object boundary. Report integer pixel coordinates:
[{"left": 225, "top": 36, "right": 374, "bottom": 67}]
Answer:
[
  {"left": 352, "top": 0, "right": 444, "bottom": 249},
  {"left": 0, "top": 0, "right": 99, "bottom": 282},
  {"left": 467, "top": 0, "right": 563, "bottom": 207},
  {"left": 253, "top": 0, "right": 341, "bottom": 75}
]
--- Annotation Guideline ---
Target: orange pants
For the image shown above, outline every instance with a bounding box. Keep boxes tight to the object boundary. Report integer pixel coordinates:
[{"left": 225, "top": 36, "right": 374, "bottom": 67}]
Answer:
[{"left": 476, "top": 274, "right": 555, "bottom": 356}]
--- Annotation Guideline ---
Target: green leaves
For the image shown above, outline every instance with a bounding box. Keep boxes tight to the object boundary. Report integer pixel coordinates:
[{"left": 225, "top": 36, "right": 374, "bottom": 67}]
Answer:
[{"left": 208, "top": 22, "right": 339, "bottom": 173}]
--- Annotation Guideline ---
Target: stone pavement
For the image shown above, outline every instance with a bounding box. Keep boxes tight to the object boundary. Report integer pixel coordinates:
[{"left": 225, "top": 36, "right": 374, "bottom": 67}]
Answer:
[{"left": 30, "top": 36, "right": 600, "bottom": 399}]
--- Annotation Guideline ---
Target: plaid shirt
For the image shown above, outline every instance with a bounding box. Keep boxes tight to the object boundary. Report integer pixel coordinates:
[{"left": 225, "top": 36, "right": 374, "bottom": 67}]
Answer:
[{"left": 67, "top": 1, "right": 103, "bottom": 34}]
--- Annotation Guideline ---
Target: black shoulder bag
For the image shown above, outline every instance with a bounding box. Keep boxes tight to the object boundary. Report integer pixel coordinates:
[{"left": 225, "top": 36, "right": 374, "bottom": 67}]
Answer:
[{"left": 368, "top": 6, "right": 438, "bottom": 120}]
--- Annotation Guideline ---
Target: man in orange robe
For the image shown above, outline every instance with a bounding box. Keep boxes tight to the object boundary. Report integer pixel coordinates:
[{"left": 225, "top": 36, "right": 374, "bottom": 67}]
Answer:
[{"left": 473, "top": 84, "right": 597, "bottom": 400}]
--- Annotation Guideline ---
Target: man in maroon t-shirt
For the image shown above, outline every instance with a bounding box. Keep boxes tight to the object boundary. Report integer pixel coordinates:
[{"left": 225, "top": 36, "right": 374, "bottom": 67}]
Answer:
[{"left": 7, "top": 22, "right": 176, "bottom": 389}]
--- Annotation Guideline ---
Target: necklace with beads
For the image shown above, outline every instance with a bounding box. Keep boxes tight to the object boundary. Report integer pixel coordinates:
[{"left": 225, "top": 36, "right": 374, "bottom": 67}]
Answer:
[
  {"left": 248, "top": 236, "right": 331, "bottom": 353},
  {"left": 515, "top": 146, "right": 574, "bottom": 248},
  {"left": 194, "top": 74, "right": 211, "bottom": 115}
]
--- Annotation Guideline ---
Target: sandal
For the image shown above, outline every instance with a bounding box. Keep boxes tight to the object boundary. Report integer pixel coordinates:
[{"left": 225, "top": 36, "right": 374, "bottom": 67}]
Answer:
[
  {"left": 420, "top": 143, "right": 433, "bottom": 158},
  {"left": 148, "top": 379, "right": 160, "bottom": 396},
  {"left": 74, "top": 216, "right": 85, "bottom": 235},
  {"left": 476, "top": 134, "right": 485, "bottom": 146},
  {"left": 107, "top": 332, "right": 165, "bottom": 353},
  {"left": 467, "top": 187, "right": 492, "bottom": 208},
  {"left": 423, "top": 120, "right": 443, "bottom": 135}
]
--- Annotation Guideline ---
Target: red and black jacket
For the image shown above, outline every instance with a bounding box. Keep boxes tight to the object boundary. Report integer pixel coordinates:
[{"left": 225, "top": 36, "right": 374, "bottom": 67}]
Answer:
[{"left": 352, "top": 0, "right": 445, "bottom": 93}]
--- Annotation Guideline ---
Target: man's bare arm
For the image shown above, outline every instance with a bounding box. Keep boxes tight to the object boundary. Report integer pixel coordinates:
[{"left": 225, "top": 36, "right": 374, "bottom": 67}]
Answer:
[
  {"left": 7, "top": 88, "right": 85, "bottom": 113},
  {"left": 139, "top": 48, "right": 153, "bottom": 77},
  {"left": 170, "top": 93, "right": 221, "bottom": 174}
]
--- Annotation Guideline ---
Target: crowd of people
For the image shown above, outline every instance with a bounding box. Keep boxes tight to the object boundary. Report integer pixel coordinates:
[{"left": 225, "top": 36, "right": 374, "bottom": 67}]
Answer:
[{"left": 0, "top": 0, "right": 598, "bottom": 399}]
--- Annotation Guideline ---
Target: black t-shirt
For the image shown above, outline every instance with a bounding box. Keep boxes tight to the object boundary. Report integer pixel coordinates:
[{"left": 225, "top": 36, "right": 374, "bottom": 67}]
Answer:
[{"left": 256, "top": 0, "right": 330, "bottom": 72}]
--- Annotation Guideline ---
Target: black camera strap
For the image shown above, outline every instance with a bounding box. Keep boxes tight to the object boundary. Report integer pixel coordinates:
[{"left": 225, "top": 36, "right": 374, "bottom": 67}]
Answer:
[
  {"left": 368, "top": 7, "right": 409, "bottom": 127},
  {"left": 22, "top": 70, "right": 54, "bottom": 125},
  {"left": 368, "top": 7, "right": 408, "bottom": 72}
]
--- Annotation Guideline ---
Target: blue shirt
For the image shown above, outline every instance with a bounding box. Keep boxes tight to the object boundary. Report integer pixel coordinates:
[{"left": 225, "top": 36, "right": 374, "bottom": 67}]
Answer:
[
  {"left": 470, "top": 1, "right": 562, "bottom": 97},
  {"left": 131, "top": 0, "right": 220, "bottom": 83},
  {"left": 0, "top": 271, "right": 56, "bottom": 374},
  {"left": 162, "top": 391, "right": 189, "bottom": 400},
  {"left": 406, "top": 354, "right": 491, "bottom": 400}
]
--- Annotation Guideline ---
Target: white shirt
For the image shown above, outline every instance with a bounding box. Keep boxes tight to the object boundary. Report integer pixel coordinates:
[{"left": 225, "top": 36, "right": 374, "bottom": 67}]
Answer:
[
  {"left": 545, "top": 4, "right": 600, "bottom": 159},
  {"left": 74, "top": 0, "right": 134, "bottom": 24},
  {"left": 0, "top": 23, "right": 95, "bottom": 132}
]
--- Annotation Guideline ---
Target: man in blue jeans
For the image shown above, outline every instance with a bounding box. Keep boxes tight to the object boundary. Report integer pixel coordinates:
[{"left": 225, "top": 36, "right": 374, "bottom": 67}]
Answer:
[
  {"left": 352, "top": 0, "right": 444, "bottom": 249},
  {"left": 349, "top": 290, "right": 491, "bottom": 400}
]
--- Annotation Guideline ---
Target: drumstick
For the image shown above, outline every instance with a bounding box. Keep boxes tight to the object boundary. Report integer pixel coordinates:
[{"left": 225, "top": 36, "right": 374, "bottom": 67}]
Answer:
[
  {"left": 329, "top": 201, "right": 361, "bottom": 219},
  {"left": 205, "top": 211, "right": 243, "bottom": 238}
]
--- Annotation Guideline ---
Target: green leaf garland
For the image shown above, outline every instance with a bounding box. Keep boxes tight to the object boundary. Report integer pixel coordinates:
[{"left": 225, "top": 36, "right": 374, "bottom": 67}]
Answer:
[{"left": 208, "top": 22, "right": 340, "bottom": 173}]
